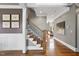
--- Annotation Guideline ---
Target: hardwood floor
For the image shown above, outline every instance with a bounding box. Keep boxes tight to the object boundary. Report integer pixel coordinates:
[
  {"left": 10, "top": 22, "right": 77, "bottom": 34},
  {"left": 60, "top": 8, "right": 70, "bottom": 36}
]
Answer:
[
  {"left": 0, "top": 50, "right": 25, "bottom": 56},
  {"left": 0, "top": 40, "right": 79, "bottom": 56},
  {"left": 50, "top": 40, "right": 76, "bottom": 56},
  {"left": 25, "top": 50, "right": 44, "bottom": 56}
]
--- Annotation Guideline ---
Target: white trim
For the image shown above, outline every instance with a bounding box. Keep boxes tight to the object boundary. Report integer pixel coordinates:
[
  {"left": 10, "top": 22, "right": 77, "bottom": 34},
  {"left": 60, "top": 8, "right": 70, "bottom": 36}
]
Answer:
[
  {"left": 53, "top": 37, "right": 77, "bottom": 52},
  {"left": 22, "top": 50, "right": 26, "bottom": 53},
  {"left": 27, "top": 3, "right": 70, "bottom": 8},
  {"left": 22, "top": 8, "right": 27, "bottom": 53},
  {"left": 28, "top": 38, "right": 37, "bottom": 45},
  {"left": 0, "top": 5, "right": 23, "bottom": 9},
  {"left": 27, "top": 46, "right": 43, "bottom": 50},
  {"left": 0, "top": 49, "right": 22, "bottom": 51},
  {"left": 76, "top": 48, "right": 79, "bottom": 52}
]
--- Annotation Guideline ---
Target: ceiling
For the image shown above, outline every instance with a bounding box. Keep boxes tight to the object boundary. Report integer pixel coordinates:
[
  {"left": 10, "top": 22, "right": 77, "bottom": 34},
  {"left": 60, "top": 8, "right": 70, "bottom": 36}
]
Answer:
[
  {"left": 27, "top": 3, "right": 70, "bottom": 22},
  {"left": 33, "top": 7, "right": 69, "bottom": 16},
  {"left": 0, "top": 3, "right": 71, "bottom": 22}
]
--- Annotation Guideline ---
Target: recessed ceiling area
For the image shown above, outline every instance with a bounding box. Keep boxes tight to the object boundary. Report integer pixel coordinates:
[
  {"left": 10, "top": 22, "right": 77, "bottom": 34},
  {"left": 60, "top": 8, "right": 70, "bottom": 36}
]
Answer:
[
  {"left": 27, "top": 3, "right": 70, "bottom": 16},
  {"left": 33, "top": 7, "right": 69, "bottom": 16},
  {"left": 27, "top": 3, "right": 72, "bottom": 7},
  {"left": 0, "top": 3, "right": 70, "bottom": 22}
]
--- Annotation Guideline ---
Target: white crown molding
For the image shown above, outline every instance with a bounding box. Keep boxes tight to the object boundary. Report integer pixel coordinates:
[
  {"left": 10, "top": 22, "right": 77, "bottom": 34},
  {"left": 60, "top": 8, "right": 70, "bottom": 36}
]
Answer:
[
  {"left": 0, "top": 5, "right": 23, "bottom": 9},
  {"left": 27, "top": 3, "right": 71, "bottom": 8}
]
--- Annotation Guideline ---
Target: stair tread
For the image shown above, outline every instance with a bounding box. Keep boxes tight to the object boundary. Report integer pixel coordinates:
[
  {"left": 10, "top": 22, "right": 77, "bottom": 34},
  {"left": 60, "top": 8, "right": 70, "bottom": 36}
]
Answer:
[{"left": 28, "top": 39, "right": 37, "bottom": 45}]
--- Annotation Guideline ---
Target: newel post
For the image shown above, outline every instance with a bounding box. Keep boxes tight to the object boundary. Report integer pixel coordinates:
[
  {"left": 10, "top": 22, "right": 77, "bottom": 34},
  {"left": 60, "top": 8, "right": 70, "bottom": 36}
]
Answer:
[{"left": 42, "top": 30, "right": 50, "bottom": 55}]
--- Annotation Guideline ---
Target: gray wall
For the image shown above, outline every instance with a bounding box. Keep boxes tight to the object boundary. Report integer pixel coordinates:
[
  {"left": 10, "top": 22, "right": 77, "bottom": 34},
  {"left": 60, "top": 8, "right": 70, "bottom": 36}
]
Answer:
[
  {"left": 30, "top": 16, "right": 49, "bottom": 31},
  {"left": 53, "top": 4, "right": 76, "bottom": 48}
]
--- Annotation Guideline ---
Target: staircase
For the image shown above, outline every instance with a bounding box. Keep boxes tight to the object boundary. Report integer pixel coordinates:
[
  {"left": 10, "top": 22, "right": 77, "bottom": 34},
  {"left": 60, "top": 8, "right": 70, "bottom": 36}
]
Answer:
[
  {"left": 26, "top": 23, "right": 49, "bottom": 55},
  {"left": 26, "top": 20, "right": 50, "bottom": 52},
  {"left": 27, "top": 32, "right": 43, "bottom": 50},
  {"left": 26, "top": 8, "right": 49, "bottom": 52}
]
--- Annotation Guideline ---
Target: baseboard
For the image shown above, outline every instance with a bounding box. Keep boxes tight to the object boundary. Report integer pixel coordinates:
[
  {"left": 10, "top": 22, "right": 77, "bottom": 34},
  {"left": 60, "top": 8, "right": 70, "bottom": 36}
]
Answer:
[
  {"left": 22, "top": 50, "right": 26, "bottom": 53},
  {"left": 76, "top": 48, "right": 79, "bottom": 52},
  {"left": 0, "top": 50, "right": 22, "bottom": 52},
  {"left": 0, "top": 49, "right": 22, "bottom": 51},
  {"left": 53, "top": 37, "right": 77, "bottom": 52},
  {"left": 0, "top": 49, "right": 26, "bottom": 53},
  {"left": 27, "top": 46, "right": 43, "bottom": 50}
]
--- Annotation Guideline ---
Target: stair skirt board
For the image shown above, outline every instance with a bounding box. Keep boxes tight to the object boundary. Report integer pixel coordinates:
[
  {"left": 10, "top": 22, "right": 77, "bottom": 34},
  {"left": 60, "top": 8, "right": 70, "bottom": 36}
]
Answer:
[{"left": 27, "top": 46, "right": 43, "bottom": 50}]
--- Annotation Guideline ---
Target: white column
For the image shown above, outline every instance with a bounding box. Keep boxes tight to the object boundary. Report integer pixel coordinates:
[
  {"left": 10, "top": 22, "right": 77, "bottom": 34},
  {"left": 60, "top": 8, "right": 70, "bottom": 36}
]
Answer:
[{"left": 22, "top": 7, "right": 27, "bottom": 53}]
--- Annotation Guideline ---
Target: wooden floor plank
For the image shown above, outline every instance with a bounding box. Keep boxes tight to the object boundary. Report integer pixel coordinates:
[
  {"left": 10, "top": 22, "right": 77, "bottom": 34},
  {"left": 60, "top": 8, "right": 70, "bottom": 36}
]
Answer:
[{"left": 0, "top": 40, "right": 79, "bottom": 56}]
